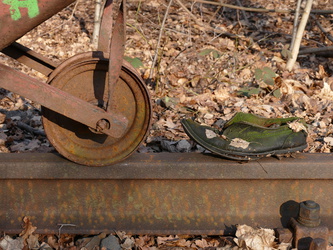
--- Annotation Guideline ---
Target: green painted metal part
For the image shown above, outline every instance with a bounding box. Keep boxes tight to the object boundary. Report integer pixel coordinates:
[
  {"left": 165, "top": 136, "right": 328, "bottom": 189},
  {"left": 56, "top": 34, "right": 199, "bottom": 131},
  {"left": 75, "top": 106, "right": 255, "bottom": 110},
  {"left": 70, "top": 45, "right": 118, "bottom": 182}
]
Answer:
[
  {"left": 0, "top": 0, "right": 76, "bottom": 50},
  {"left": 0, "top": 152, "right": 332, "bottom": 234},
  {"left": 224, "top": 112, "right": 305, "bottom": 128}
]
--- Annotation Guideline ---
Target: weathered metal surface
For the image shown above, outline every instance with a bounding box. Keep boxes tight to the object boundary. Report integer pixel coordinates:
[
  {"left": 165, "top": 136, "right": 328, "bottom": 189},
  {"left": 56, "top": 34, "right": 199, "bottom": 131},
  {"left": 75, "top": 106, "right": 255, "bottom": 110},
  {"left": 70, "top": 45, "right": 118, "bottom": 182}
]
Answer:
[
  {"left": 0, "top": 152, "right": 333, "bottom": 235},
  {"left": 98, "top": 0, "right": 114, "bottom": 52},
  {"left": 290, "top": 218, "right": 328, "bottom": 249},
  {"left": 0, "top": 0, "right": 76, "bottom": 50},
  {"left": 42, "top": 52, "right": 151, "bottom": 166},
  {"left": 1, "top": 42, "right": 58, "bottom": 75},
  {"left": 107, "top": 1, "right": 126, "bottom": 111},
  {"left": 297, "top": 200, "right": 321, "bottom": 227},
  {"left": 277, "top": 201, "right": 329, "bottom": 249},
  {"left": 309, "top": 238, "right": 327, "bottom": 250},
  {"left": 0, "top": 59, "right": 128, "bottom": 138}
]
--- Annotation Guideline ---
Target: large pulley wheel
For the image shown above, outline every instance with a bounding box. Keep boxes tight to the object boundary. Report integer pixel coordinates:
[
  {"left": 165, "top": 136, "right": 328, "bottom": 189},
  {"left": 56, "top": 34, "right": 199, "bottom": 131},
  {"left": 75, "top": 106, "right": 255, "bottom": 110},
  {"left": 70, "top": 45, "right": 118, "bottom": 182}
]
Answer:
[{"left": 42, "top": 52, "right": 151, "bottom": 166}]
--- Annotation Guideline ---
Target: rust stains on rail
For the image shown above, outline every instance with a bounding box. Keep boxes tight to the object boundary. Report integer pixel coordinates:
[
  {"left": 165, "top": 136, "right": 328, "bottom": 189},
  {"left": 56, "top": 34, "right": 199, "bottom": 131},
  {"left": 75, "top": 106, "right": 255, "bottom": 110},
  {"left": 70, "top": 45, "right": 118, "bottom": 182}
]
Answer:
[{"left": 0, "top": 153, "right": 332, "bottom": 234}]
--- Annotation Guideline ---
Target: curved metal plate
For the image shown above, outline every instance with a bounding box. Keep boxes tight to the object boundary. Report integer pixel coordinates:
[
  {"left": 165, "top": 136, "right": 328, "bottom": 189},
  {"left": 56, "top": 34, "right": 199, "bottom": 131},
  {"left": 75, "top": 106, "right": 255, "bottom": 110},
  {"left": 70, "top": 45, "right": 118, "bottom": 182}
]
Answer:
[{"left": 42, "top": 52, "right": 151, "bottom": 166}]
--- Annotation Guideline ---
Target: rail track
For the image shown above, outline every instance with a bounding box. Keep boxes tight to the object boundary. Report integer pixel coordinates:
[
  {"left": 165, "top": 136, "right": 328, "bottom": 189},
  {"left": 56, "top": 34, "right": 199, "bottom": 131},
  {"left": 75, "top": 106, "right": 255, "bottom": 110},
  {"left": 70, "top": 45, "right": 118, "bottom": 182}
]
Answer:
[{"left": 1, "top": 152, "right": 333, "bottom": 244}]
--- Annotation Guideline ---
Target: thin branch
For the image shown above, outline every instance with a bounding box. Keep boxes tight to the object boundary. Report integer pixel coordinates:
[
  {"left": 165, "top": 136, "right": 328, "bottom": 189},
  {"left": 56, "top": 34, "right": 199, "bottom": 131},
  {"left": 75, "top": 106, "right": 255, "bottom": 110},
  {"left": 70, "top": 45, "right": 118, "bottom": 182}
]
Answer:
[
  {"left": 286, "top": 0, "right": 313, "bottom": 71},
  {"left": 312, "top": 15, "right": 333, "bottom": 43},
  {"left": 299, "top": 45, "right": 333, "bottom": 55},
  {"left": 149, "top": 0, "right": 173, "bottom": 79},
  {"left": 92, "top": 0, "right": 104, "bottom": 49},
  {"left": 290, "top": 0, "right": 302, "bottom": 51},
  {"left": 39, "top": 1, "right": 81, "bottom": 37},
  {"left": 175, "top": 0, "right": 237, "bottom": 37},
  {"left": 194, "top": 0, "right": 333, "bottom": 15},
  {"left": 236, "top": 0, "right": 250, "bottom": 27},
  {"left": 175, "top": 0, "right": 205, "bottom": 28},
  {"left": 17, "top": 121, "right": 46, "bottom": 136}
]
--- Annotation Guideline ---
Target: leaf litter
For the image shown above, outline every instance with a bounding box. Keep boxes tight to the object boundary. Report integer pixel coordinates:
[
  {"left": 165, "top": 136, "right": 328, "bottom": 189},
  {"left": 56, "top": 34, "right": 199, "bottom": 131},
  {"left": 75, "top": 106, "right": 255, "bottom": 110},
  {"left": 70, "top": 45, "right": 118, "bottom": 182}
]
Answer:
[{"left": 0, "top": 0, "right": 332, "bottom": 248}]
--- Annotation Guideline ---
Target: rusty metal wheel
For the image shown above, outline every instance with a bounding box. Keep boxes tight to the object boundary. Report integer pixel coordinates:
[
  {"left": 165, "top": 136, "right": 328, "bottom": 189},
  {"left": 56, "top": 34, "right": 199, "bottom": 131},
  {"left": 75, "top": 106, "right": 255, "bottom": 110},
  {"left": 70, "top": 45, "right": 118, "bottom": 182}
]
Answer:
[{"left": 42, "top": 52, "right": 151, "bottom": 166}]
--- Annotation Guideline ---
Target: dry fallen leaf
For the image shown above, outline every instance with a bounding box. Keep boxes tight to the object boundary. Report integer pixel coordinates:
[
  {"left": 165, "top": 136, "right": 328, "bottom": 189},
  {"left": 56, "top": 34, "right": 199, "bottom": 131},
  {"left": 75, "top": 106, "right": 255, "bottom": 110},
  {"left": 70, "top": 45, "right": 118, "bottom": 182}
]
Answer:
[
  {"left": 195, "top": 238, "right": 209, "bottom": 248},
  {"left": 230, "top": 138, "right": 250, "bottom": 149},
  {"left": 315, "top": 81, "right": 333, "bottom": 100},
  {"left": 205, "top": 129, "right": 217, "bottom": 139},
  {"left": 234, "top": 224, "right": 280, "bottom": 250},
  {"left": 19, "top": 216, "right": 37, "bottom": 244},
  {"left": 121, "top": 237, "right": 135, "bottom": 250},
  {"left": 288, "top": 120, "right": 307, "bottom": 133},
  {"left": 324, "top": 137, "right": 333, "bottom": 146}
]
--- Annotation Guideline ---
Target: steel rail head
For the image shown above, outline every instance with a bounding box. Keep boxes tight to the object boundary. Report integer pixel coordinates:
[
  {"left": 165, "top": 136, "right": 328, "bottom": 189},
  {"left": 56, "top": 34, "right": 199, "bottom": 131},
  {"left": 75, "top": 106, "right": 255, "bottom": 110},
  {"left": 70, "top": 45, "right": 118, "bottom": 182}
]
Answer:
[{"left": 0, "top": 152, "right": 333, "bottom": 237}]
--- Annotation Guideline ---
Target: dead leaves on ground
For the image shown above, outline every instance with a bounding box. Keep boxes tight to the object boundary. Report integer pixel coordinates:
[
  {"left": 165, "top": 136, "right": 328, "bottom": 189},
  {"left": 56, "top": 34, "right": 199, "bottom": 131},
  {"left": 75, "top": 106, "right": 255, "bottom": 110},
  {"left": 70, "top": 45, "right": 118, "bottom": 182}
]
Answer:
[
  {"left": 0, "top": 0, "right": 331, "bottom": 154},
  {"left": 1, "top": 218, "right": 298, "bottom": 249}
]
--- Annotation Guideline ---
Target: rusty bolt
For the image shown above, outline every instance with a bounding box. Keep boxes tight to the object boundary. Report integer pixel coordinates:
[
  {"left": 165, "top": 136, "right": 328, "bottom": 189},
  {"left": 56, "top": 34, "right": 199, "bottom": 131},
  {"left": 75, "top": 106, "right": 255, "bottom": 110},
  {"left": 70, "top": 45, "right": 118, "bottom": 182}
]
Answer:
[
  {"left": 297, "top": 200, "right": 321, "bottom": 227},
  {"left": 96, "top": 119, "right": 110, "bottom": 132}
]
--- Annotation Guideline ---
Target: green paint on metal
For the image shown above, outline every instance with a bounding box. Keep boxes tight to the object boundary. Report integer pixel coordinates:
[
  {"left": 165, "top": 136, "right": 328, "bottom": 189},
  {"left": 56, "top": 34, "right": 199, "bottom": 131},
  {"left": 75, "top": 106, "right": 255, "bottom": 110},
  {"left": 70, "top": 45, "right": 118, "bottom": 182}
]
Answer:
[{"left": 3, "top": 0, "right": 39, "bottom": 20}]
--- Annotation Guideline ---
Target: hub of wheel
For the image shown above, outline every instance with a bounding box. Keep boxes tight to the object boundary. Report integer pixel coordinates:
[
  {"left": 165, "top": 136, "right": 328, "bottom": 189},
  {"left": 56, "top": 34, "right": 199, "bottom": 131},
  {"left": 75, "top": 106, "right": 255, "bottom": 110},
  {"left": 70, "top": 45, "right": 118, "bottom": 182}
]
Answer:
[{"left": 42, "top": 52, "right": 151, "bottom": 166}]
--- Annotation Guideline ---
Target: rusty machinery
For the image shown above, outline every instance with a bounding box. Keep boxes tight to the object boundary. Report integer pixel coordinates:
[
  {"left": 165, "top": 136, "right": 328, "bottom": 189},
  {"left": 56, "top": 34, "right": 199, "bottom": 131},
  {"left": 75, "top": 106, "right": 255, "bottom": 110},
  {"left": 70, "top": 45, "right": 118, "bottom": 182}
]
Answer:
[{"left": 0, "top": 0, "right": 151, "bottom": 166}]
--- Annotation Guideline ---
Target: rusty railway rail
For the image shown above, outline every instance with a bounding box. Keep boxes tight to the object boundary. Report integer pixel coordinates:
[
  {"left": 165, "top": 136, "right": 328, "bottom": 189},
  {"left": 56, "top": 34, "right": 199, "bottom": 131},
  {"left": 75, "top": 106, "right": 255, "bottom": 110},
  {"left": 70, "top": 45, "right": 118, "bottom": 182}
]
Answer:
[{"left": 0, "top": 152, "right": 333, "bottom": 240}]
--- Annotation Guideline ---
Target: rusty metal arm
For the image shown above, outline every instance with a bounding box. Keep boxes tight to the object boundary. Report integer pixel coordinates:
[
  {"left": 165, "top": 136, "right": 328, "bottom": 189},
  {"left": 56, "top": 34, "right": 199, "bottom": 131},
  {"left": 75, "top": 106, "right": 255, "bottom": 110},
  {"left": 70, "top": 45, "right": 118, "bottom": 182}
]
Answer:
[
  {"left": 0, "top": 63, "right": 128, "bottom": 138},
  {"left": 97, "top": 0, "right": 126, "bottom": 111},
  {"left": 1, "top": 42, "right": 59, "bottom": 76}
]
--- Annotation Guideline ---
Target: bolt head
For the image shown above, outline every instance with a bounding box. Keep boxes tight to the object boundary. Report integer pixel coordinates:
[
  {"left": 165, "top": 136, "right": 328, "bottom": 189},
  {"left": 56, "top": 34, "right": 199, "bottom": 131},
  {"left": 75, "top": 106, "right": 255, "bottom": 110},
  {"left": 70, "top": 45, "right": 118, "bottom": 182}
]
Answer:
[{"left": 297, "top": 200, "right": 321, "bottom": 227}]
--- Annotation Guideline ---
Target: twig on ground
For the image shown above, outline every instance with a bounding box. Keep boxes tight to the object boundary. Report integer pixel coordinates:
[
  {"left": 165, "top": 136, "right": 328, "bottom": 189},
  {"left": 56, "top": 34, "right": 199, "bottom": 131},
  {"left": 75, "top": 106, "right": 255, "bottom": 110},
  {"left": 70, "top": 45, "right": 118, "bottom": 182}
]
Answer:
[
  {"left": 17, "top": 121, "right": 46, "bottom": 136},
  {"left": 149, "top": 0, "right": 173, "bottom": 80},
  {"left": 236, "top": 0, "right": 251, "bottom": 27},
  {"left": 312, "top": 15, "right": 333, "bottom": 43},
  {"left": 175, "top": 0, "right": 239, "bottom": 38},
  {"left": 39, "top": 0, "right": 81, "bottom": 37},
  {"left": 299, "top": 45, "right": 333, "bottom": 55},
  {"left": 194, "top": 0, "right": 333, "bottom": 15},
  {"left": 286, "top": 0, "right": 314, "bottom": 71},
  {"left": 175, "top": 0, "right": 205, "bottom": 29},
  {"left": 57, "top": 224, "right": 77, "bottom": 239}
]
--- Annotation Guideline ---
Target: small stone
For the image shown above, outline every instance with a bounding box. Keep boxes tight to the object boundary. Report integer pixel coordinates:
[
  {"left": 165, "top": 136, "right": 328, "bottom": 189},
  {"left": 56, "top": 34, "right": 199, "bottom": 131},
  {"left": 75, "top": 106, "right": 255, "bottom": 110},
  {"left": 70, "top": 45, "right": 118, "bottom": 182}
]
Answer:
[
  {"left": 196, "top": 144, "right": 208, "bottom": 153},
  {"left": 176, "top": 139, "right": 191, "bottom": 152},
  {"left": 214, "top": 119, "right": 225, "bottom": 128},
  {"left": 100, "top": 235, "right": 121, "bottom": 250},
  {"left": 161, "top": 140, "right": 177, "bottom": 152},
  {"left": 30, "top": 116, "right": 42, "bottom": 127},
  {"left": 84, "top": 233, "right": 106, "bottom": 250}
]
